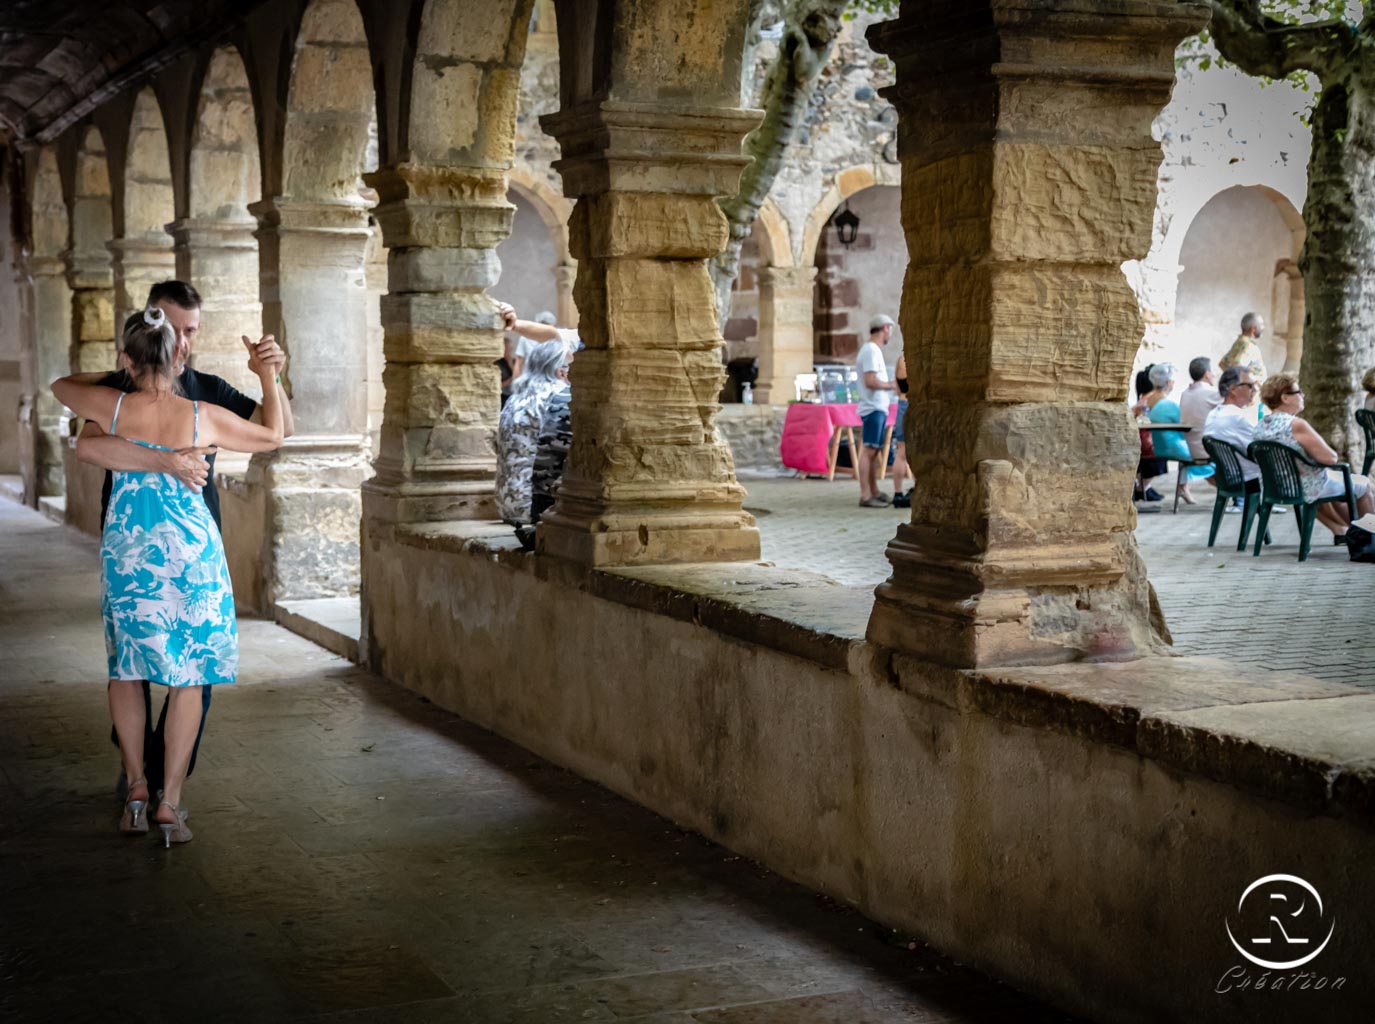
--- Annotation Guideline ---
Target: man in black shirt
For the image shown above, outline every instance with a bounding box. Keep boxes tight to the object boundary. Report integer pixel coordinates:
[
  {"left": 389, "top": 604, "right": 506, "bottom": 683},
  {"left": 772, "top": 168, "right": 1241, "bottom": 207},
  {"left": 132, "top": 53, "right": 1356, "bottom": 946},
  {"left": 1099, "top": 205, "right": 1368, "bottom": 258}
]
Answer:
[{"left": 78, "top": 280, "right": 295, "bottom": 798}]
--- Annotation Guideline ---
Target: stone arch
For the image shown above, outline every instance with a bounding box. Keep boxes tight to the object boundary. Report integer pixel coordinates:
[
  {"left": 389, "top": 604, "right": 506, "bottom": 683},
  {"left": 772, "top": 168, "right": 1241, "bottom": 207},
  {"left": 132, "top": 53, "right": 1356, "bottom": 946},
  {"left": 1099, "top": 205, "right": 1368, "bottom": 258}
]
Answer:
[
  {"left": 30, "top": 148, "right": 68, "bottom": 262},
  {"left": 406, "top": 0, "right": 535, "bottom": 166},
  {"left": 179, "top": 44, "right": 263, "bottom": 396},
  {"left": 115, "top": 88, "right": 177, "bottom": 333},
  {"left": 68, "top": 125, "right": 116, "bottom": 372},
  {"left": 754, "top": 198, "right": 793, "bottom": 270},
  {"left": 283, "top": 0, "right": 377, "bottom": 202},
  {"left": 506, "top": 168, "right": 571, "bottom": 264},
  {"left": 124, "top": 88, "right": 174, "bottom": 240},
  {"left": 800, "top": 163, "right": 898, "bottom": 267},
  {"left": 241, "top": 0, "right": 385, "bottom": 610},
  {"left": 740, "top": 199, "right": 811, "bottom": 404},
  {"left": 503, "top": 168, "right": 576, "bottom": 326},
  {"left": 812, "top": 181, "right": 906, "bottom": 363},
  {"left": 498, "top": 183, "right": 569, "bottom": 330},
  {"left": 189, "top": 46, "right": 262, "bottom": 224},
  {"left": 1173, "top": 185, "right": 1306, "bottom": 377},
  {"left": 71, "top": 126, "right": 113, "bottom": 264},
  {"left": 28, "top": 147, "right": 73, "bottom": 496}
]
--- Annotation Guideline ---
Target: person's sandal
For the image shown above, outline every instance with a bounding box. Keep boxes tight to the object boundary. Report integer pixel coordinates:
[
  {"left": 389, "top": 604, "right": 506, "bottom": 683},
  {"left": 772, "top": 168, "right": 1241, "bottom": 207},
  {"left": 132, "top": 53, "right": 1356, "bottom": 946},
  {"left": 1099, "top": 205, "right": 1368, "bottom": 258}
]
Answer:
[
  {"left": 155, "top": 800, "right": 193, "bottom": 848},
  {"left": 119, "top": 777, "right": 149, "bottom": 835}
]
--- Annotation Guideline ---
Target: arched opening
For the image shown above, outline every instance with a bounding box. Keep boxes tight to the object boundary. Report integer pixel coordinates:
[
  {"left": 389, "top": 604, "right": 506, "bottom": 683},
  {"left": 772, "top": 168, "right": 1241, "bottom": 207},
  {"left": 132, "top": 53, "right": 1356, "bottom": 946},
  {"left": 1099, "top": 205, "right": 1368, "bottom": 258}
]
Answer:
[
  {"left": 116, "top": 87, "right": 176, "bottom": 334},
  {"left": 496, "top": 186, "right": 562, "bottom": 325},
  {"left": 1174, "top": 185, "right": 1305, "bottom": 378},
  {"left": 812, "top": 183, "right": 905, "bottom": 365},
  {"left": 28, "top": 147, "right": 72, "bottom": 498},
  {"left": 182, "top": 45, "right": 263, "bottom": 396}
]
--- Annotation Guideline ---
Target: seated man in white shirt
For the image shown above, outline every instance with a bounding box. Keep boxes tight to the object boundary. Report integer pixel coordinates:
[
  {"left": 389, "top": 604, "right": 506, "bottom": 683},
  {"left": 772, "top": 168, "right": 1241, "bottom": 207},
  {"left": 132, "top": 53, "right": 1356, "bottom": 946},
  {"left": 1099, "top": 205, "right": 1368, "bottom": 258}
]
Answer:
[
  {"left": 1179, "top": 355, "right": 1222, "bottom": 461},
  {"left": 1203, "top": 366, "right": 1262, "bottom": 511}
]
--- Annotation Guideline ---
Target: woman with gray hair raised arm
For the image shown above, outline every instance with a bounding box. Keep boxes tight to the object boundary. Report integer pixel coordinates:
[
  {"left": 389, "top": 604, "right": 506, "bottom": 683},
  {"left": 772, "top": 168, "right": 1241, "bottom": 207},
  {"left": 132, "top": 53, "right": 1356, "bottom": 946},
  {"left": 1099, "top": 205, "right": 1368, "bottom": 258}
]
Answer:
[{"left": 496, "top": 338, "right": 573, "bottom": 525}]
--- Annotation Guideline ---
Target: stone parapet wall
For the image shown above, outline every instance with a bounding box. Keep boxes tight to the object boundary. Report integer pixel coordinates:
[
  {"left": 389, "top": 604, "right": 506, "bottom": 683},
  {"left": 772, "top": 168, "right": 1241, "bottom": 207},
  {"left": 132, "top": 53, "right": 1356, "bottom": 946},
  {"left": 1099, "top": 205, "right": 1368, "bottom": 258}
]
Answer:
[
  {"left": 716, "top": 404, "right": 786, "bottom": 473},
  {"left": 362, "top": 526, "right": 1373, "bottom": 1024}
]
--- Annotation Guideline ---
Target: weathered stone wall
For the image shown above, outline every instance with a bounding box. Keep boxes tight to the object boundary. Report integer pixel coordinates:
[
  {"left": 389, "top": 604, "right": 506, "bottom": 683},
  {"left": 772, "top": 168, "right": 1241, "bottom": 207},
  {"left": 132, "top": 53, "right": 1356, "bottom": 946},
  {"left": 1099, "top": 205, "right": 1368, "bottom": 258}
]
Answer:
[
  {"left": 362, "top": 529, "right": 1375, "bottom": 1024},
  {"left": 714, "top": 404, "right": 785, "bottom": 473}
]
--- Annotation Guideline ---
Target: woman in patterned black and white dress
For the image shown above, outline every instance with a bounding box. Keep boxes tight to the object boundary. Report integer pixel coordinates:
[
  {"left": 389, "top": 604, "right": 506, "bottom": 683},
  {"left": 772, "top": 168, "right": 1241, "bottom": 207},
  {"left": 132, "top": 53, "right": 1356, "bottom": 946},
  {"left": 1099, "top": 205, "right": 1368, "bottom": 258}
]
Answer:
[{"left": 52, "top": 308, "right": 284, "bottom": 846}]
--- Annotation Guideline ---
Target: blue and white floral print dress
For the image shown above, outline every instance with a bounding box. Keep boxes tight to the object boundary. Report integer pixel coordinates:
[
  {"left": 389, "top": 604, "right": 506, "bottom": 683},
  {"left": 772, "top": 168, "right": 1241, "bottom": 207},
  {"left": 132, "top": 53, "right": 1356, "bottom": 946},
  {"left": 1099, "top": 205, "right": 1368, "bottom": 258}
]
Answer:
[{"left": 101, "top": 393, "right": 238, "bottom": 686}]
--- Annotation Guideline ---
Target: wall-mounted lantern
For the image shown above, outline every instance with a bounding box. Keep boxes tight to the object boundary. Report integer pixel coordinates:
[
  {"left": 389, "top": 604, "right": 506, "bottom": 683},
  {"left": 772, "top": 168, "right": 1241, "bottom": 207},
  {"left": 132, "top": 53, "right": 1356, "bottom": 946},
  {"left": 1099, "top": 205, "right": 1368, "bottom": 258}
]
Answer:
[{"left": 833, "top": 201, "right": 860, "bottom": 248}]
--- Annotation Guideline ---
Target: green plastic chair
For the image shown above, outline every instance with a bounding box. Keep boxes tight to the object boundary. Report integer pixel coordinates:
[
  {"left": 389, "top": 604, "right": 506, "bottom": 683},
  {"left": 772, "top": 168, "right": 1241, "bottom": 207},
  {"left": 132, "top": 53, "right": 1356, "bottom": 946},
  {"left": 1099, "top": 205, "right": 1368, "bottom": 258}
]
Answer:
[
  {"left": 1200, "top": 436, "right": 1266, "bottom": 551},
  {"left": 1357, "top": 408, "right": 1375, "bottom": 476},
  {"left": 1247, "top": 440, "right": 1356, "bottom": 562}
]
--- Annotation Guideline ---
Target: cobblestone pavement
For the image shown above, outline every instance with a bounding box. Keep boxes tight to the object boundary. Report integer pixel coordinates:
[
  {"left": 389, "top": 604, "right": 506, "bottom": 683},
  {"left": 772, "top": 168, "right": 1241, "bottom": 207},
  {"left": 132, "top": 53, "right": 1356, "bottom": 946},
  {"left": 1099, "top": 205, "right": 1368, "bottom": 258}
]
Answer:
[
  {"left": 741, "top": 473, "right": 1375, "bottom": 686},
  {"left": 0, "top": 496, "right": 1075, "bottom": 1024}
]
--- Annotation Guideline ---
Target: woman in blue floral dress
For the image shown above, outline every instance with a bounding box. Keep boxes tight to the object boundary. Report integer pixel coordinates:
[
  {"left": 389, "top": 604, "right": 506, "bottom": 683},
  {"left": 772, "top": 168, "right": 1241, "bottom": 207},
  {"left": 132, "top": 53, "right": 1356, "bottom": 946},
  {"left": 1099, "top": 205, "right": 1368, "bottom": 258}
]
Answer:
[{"left": 53, "top": 308, "right": 283, "bottom": 846}]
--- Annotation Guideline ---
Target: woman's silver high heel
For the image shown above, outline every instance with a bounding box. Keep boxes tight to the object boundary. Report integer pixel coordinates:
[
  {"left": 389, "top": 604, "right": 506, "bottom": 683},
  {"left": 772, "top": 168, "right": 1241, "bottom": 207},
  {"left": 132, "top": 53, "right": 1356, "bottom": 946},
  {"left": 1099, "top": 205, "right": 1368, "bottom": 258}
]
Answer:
[
  {"left": 119, "top": 777, "right": 149, "bottom": 835},
  {"left": 155, "top": 799, "right": 193, "bottom": 848}
]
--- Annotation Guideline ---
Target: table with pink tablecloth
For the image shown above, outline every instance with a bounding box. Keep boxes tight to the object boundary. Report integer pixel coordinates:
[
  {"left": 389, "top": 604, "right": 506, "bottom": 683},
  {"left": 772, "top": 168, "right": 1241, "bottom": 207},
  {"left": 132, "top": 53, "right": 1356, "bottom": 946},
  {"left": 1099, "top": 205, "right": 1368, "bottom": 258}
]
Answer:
[{"left": 779, "top": 402, "right": 898, "bottom": 477}]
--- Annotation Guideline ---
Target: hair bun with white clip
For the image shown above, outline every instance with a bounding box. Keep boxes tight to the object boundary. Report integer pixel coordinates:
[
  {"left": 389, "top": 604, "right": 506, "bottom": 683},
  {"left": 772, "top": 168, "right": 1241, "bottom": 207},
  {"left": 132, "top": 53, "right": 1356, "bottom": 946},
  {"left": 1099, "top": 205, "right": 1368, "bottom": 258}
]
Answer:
[{"left": 143, "top": 306, "right": 166, "bottom": 328}]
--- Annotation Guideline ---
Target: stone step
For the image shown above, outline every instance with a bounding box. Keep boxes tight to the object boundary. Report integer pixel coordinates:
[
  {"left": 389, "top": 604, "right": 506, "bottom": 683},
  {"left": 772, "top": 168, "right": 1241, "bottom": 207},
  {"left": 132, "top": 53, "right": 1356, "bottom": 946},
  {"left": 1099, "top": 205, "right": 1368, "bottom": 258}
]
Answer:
[{"left": 273, "top": 597, "right": 361, "bottom": 663}]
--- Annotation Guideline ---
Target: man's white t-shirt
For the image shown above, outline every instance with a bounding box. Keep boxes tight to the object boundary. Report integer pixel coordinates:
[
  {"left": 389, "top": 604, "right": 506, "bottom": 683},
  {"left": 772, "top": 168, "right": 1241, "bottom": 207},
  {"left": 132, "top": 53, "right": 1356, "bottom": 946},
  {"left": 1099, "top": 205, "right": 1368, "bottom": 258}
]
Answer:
[
  {"left": 1202, "top": 402, "right": 1259, "bottom": 481},
  {"left": 1179, "top": 381, "right": 1222, "bottom": 460},
  {"left": 855, "top": 341, "right": 890, "bottom": 417}
]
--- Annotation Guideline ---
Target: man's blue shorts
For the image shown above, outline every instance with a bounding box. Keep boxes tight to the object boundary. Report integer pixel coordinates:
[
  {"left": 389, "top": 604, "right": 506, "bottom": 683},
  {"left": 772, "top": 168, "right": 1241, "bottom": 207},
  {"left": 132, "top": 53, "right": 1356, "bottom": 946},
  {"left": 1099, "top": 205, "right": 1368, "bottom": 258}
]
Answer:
[
  {"left": 861, "top": 409, "right": 888, "bottom": 449},
  {"left": 892, "top": 399, "right": 908, "bottom": 444}
]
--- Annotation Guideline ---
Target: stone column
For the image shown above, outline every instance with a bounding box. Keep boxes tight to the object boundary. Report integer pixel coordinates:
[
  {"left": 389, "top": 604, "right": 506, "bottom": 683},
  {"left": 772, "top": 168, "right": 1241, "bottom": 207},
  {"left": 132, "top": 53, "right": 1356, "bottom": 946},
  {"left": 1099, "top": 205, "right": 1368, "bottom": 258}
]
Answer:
[
  {"left": 28, "top": 256, "right": 72, "bottom": 496},
  {"left": 251, "top": 197, "right": 373, "bottom": 602},
  {"left": 755, "top": 265, "right": 816, "bottom": 405},
  {"left": 109, "top": 237, "right": 176, "bottom": 341},
  {"left": 168, "top": 218, "right": 263, "bottom": 397},
  {"left": 554, "top": 261, "right": 578, "bottom": 328},
  {"left": 63, "top": 252, "right": 115, "bottom": 373},
  {"left": 538, "top": 103, "right": 763, "bottom": 565},
  {"left": 865, "top": 0, "right": 1208, "bottom": 668},
  {"left": 362, "top": 163, "right": 511, "bottom": 525}
]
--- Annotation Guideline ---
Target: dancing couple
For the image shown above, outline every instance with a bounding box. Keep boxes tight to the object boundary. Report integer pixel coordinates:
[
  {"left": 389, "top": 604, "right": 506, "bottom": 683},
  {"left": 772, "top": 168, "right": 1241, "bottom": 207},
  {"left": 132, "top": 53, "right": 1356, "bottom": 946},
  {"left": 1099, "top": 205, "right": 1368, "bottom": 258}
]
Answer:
[{"left": 53, "top": 281, "right": 291, "bottom": 847}]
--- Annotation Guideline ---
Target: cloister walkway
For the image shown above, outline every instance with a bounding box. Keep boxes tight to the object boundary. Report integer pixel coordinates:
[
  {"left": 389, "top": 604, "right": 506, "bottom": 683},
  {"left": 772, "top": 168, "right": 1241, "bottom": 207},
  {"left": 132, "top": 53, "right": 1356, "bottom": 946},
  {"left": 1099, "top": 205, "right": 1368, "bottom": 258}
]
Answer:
[{"left": 0, "top": 495, "right": 1071, "bottom": 1024}]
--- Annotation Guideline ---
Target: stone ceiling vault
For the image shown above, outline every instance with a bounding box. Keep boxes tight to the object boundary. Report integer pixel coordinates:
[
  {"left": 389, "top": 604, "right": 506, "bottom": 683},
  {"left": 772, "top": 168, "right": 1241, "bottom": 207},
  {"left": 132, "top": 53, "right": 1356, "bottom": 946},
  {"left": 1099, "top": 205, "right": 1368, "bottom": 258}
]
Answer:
[{"left": 0, "top": 0, "right": 266, "bottom": 145}]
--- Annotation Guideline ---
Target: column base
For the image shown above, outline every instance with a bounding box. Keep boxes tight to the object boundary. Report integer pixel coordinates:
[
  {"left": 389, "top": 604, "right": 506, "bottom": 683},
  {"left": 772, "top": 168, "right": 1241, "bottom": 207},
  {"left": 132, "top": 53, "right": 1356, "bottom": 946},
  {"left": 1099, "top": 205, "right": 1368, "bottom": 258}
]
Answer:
[
  {"left": 866, "top": 527, "right": 1162, "bottom": 669},
  {"left": 261, "top": 435, "right": 372, "bottom": 604},
  {"left": 536, "top": 508, "right": 761, "bottom": 566},
  {"left": 361, "top": 478, "right": 497, "bottom": 525}
]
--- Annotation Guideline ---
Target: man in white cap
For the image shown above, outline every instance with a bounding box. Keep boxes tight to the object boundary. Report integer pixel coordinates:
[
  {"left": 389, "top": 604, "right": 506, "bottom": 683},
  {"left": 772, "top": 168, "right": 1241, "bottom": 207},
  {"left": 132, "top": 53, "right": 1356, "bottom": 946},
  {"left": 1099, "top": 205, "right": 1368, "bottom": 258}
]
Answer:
[{"left": 855, "top": 314, "right": 900, "bottom": 507}]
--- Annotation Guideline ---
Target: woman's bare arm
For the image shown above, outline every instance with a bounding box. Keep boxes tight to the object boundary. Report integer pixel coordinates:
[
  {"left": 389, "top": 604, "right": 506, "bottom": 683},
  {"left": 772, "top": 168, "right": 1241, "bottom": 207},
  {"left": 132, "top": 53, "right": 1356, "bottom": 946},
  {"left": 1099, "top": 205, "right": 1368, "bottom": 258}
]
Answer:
[
  {"left": 1292, "top": 418, "right": 1341, "bottom": 464},
  {"left": 51, "top": 377, "right": 121, "bottom": 432}
]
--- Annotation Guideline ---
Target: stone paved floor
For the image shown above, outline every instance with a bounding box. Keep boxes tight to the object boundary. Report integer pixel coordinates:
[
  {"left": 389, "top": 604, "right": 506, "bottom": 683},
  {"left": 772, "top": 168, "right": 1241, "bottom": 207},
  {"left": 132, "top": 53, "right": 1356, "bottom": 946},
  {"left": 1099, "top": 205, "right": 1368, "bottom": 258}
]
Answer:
[
  {"left": 0, "top": 496, "right": 1075, "bottom": 1024},
  {"left": 741, "top": 472, "right": 1375, "bottom": 686}
]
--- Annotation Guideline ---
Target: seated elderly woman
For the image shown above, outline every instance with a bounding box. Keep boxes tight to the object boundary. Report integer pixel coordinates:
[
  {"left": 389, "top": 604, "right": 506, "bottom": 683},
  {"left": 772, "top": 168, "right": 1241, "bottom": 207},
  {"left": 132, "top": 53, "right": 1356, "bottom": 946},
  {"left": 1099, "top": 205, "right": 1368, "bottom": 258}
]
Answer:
[
  {"left": 1144, "top": 361, "right": 1213, "bottom": 505},
  {"left": 496, "top": 339, "right": 572, "bottom": 526},
  {"left": 1253, "top": 371, "right": 1375, "bottom": 541}
]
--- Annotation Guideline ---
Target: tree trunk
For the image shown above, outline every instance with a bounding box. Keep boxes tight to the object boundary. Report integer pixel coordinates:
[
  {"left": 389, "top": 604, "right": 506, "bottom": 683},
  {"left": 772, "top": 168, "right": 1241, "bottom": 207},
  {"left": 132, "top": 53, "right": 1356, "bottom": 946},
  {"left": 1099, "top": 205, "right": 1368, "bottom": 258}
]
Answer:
[
  {"left": 710, "top": 0, "right": 850, "bottom": 331},
  {"left": 1298, "top": 74, "right": 1375, "bottom": 462}
]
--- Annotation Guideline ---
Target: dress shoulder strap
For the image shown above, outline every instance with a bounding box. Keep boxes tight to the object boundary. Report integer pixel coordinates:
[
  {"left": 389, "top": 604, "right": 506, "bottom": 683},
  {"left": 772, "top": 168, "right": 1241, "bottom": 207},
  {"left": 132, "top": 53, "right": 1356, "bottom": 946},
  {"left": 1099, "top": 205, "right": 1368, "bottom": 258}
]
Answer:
[
  {"left": 192, "top": 401, "right": 199, "bottom": 447},
  {"left": 110, "top": 392, "right": 125, "bottom": 435}
]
